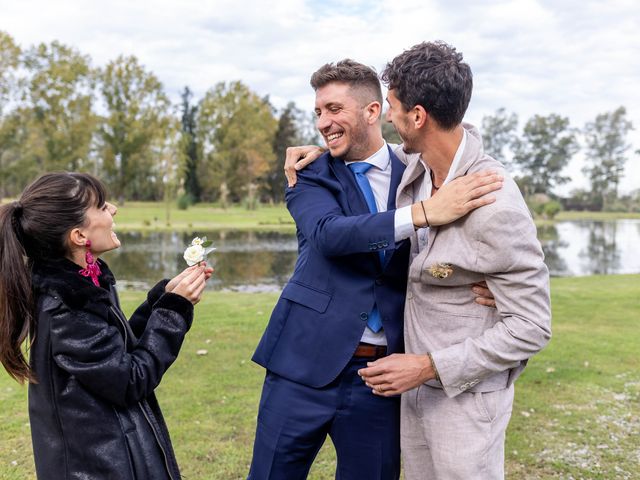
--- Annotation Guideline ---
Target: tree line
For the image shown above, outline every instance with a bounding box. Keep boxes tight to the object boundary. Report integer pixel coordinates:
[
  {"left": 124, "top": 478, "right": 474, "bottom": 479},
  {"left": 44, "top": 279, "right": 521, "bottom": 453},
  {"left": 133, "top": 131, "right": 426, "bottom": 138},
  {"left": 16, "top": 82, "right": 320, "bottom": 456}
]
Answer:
[
  {"left": 1, "top": 31, "right": 637, "bottom": 211},
  {"left": 0, "top": 31, "right": 319, "bottom": 207},
  {"left": 481, "top": 107, "right": 638, "bottom": 212}
]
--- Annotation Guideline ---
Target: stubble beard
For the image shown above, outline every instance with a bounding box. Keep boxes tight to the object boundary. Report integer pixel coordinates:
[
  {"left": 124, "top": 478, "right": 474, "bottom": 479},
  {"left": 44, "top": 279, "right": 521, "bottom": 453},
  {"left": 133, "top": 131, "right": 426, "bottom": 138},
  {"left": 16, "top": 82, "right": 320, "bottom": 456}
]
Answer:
[
  {"left": 342, "top": 117, "right": 374, "bottom": 162},
  {"left": 395, "top": 120, "right": 419, "bottom": 154},
  {"left": 402, "top": 142, "right": 419, "bottom": 155}
]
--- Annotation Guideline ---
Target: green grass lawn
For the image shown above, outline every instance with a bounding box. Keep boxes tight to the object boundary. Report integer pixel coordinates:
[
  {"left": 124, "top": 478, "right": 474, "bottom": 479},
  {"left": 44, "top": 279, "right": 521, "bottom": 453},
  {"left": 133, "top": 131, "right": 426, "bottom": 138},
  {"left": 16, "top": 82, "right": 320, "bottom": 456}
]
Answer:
[
  {"left": 107, "top": 202, "right": 296, "bottom": 232},
  {"left": 1, "top": 275, "right": 639, "bottom": 479}
]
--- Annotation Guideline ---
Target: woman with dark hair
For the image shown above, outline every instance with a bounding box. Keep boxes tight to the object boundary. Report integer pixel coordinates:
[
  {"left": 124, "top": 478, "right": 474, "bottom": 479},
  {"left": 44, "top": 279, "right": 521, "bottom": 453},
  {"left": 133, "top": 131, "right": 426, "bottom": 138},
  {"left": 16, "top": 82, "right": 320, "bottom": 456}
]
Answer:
[{"left": 0, "top": 172, "right": 212, "bottom": 479}]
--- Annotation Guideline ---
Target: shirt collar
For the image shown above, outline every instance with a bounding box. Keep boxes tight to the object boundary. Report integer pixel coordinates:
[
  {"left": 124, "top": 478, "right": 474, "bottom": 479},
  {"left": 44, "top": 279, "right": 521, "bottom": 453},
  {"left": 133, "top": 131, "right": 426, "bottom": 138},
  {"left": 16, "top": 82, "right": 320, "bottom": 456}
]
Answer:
[
  {"left": 443, "top": 128, "right": 467, "bottom": 186},
  {"left": 345, "top": 141, "right": 389, "bottom": 171}
]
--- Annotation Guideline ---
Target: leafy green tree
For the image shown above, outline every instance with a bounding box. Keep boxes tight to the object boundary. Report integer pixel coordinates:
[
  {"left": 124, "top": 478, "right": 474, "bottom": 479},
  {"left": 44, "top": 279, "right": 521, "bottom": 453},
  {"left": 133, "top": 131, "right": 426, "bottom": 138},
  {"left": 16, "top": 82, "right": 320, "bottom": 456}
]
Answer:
[
  {"left": 268, "top": 102, "right": 307, "bottom": 203},
  {"left": 0, "top": 31, "right": 22, "bottom": 197},
  {"left": 180, "top": 86, "right": 200, "bottom": 202},
  {"left": 298, "top": 109, "right": 322, "bottom": 146},
  {"left": 481, "top": 108, "right": 518, "bottom": 168},
  {"left": 564, "top": 188, "right": 599, "bottom": 211},
  {"left": 543, "top": 200, "right": 562, "bottom": 219},
  {"left": 617, "top": 188, "right": 640, "bottom": 213},
  {"left": 0, "top": 31, "right": 21, "bottom": 116},
  {"left": 97, "top": 55, "right": 173, "bottom": 201},
  {"left": 0, "top": 111, "right": 26, "bottom": 197},
  {"left": 582, "top": 106, "right": 633, "bottom": 210},
  {"left": 158, "top": 117, "right": 183, "bottom": 223},
  {"left": 23, "top": 41, "right": 97, "bottom": 173},
  {"left": 196, "top": 81, "right": 278, "bottom": 205},
  {"left": 513, "top": 114, "right": 579, "bottom": 196}
]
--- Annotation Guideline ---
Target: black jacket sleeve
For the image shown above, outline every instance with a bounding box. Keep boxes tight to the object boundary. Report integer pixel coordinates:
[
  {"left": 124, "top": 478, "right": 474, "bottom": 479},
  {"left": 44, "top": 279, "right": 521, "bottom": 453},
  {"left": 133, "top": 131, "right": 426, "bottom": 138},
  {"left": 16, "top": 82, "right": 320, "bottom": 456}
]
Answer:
[
  {"left": 127, "top": 279, "right": 171, "bottom": 337},
  {"left": 49, "top": 292, "right": 193, "bottom": 407}
]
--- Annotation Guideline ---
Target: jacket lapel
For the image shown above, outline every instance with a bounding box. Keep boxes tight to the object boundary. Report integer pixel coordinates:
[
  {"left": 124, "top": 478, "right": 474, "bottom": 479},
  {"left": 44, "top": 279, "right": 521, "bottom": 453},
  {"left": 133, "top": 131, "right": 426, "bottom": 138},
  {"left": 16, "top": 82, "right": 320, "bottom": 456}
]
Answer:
[
  {"left": 329, "top": 147, "right": 408, "bottom": 270},
  {"left": 330, "top": 157, "right": 384, "bottom": 270},
  {"left": 328, "top": 156, "right": 370, "bottom": 215},
  {"left": 396, "top": 154, "right": 425, "bottom": 209},
  {"left": 382, "top": 146, "right": 408, "bottom": 269},
  {"left": 386, "top": 145, "right": 405, "bottom": 211},
  {"left": 451, "top": 128, "right": 482, "bottom": 180}
]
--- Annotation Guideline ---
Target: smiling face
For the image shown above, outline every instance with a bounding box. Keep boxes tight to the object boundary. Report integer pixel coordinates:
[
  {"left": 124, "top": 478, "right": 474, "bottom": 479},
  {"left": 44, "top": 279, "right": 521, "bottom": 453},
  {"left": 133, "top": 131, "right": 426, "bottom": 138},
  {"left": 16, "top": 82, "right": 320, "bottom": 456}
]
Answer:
[
  {"left": 80, "top": 201, "right": 120, "bottom": 256},
  {"left": 385, "top": 88, "right": 420, "bottom": 154},
  {"left": 314, "top": 82, "right": 378, "bottom": 162}
]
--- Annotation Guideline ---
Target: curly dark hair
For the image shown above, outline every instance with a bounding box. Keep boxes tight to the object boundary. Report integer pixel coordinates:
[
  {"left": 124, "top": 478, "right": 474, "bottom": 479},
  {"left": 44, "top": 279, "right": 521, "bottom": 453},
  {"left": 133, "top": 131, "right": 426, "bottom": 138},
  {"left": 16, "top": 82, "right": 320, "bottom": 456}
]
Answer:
[
  {"left": 310, "top": 59, "right": 383, "bottom": 106},
  {"left": 381, "top": 41, "right": 472, "bottom": 130}
]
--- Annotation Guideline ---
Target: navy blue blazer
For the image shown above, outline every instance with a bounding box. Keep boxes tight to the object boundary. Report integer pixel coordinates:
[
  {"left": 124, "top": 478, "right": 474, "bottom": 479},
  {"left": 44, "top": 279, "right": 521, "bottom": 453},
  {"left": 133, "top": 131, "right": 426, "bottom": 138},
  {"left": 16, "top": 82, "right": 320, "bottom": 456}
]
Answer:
[{"left": 252, "top": 146, "right": 410, "bottom": 388}]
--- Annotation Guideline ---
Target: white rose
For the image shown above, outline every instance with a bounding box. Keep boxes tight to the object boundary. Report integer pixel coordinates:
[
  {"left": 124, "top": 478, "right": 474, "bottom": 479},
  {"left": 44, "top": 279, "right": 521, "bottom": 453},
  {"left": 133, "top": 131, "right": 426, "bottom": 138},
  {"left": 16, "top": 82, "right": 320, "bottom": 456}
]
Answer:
[
  {"left": 191, "top": 237, "right": 204, "bottom": 246},
  {"left": 184, "top": 244, "right": 205, "bottom": 266}
]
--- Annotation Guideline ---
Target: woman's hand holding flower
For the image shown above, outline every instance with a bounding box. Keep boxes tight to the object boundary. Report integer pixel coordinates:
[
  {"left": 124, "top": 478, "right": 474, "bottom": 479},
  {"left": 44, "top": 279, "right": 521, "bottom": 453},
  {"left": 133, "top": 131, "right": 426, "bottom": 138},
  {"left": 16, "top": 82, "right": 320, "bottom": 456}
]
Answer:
[
  {"left": 164, "top": 237, "right": 216, "bottom": 305},
  {"left": 168, "top": 265, "right": 209, "bottom": 305}
]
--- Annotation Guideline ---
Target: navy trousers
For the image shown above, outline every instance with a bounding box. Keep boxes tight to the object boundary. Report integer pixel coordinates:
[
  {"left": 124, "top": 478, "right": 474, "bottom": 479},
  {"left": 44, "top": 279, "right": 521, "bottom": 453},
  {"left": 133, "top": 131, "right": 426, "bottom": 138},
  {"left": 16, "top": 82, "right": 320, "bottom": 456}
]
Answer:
[{"left": 247, "top": 357, "right": 400, "bottom": 480}]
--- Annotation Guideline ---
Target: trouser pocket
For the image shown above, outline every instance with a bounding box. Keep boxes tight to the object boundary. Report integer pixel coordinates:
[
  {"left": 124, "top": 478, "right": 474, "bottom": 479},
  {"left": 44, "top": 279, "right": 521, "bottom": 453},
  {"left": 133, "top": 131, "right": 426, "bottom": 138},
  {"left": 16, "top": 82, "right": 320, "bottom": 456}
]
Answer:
[{"left": 473, "top": 390, "right": 498, "bottom": 423}]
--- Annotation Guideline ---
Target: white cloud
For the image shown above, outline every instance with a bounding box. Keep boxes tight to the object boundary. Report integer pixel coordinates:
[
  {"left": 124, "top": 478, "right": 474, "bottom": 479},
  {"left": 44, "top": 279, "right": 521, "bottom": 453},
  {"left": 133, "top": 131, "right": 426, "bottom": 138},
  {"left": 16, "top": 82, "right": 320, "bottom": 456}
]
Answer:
[{"left": 2, "top": 0, "right": 639, "bottom": 193}]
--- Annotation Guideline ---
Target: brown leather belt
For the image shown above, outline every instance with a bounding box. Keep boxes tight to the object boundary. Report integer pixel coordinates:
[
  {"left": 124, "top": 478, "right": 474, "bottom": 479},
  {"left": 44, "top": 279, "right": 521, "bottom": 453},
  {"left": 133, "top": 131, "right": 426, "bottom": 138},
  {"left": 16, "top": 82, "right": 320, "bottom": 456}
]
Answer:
[{"left": 353, "top": 343, "right": 387, "bottom": 358}]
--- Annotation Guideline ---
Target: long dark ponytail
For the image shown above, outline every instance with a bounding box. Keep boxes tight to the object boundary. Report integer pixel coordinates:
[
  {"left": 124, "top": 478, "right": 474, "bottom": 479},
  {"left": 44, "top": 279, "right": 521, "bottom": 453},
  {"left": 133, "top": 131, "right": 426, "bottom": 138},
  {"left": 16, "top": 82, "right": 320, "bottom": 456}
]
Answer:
[{"left": 0, "top": 172, "right": 106, "bottom": 383}]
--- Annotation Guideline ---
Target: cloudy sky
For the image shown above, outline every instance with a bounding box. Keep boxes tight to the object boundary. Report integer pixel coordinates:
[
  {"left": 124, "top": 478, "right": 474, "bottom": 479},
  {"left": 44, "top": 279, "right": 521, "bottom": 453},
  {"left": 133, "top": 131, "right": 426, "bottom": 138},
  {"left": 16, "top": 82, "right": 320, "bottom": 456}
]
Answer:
[{"left": 2, "top": 0, "right": 639, "bottom": 193}]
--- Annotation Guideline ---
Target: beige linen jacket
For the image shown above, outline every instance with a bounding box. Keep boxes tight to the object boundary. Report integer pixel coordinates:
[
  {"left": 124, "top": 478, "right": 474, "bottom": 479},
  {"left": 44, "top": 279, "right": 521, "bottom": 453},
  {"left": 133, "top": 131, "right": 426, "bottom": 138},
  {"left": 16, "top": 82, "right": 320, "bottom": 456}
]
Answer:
[{"left": 395, "top": 124, "right": 551, "bottom": 398}]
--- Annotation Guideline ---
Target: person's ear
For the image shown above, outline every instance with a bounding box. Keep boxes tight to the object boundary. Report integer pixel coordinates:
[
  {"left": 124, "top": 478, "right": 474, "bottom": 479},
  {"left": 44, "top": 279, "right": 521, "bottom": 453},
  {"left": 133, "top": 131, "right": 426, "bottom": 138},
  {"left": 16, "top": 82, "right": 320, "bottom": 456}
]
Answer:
[
  {"left": 68, "top": 228, "right": 87, "bottom": 249},
  {"left": 365, "top": 101, "right": 382, "bottom": 124},
  {"left": 413, "top": 105, "right": 428, "bottom": 129}
]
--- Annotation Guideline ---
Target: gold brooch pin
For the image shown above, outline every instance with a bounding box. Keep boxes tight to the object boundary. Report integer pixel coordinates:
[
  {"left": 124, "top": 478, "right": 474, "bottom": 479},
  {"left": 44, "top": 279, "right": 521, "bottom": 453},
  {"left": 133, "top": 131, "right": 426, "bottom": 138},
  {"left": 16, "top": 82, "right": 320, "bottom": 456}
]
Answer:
[{"left": 428, "top": 263, "right": 453, "bottom": 279}]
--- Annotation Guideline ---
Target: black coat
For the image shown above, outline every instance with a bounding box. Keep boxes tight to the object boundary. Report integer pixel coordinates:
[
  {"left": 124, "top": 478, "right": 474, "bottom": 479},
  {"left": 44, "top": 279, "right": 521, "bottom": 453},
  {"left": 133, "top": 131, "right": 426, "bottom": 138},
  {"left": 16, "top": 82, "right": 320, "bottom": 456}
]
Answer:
[{"left": 29, "top": 258, "right": 193, "bottom": 480}]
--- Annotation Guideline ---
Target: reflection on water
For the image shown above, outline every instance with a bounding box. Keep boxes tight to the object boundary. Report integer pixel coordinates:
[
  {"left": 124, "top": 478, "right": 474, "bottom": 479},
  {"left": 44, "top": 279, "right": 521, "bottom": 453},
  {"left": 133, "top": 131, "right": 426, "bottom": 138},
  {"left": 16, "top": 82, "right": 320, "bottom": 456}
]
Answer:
[
  {"left": 102, "top": 231, "right": 298, "bottom": 292},
  {"left": 102, "top": 220, "right": 640, "bottom": 291},
  {"left": 539, "top": 220, "right": 640, "bottom": 276}
]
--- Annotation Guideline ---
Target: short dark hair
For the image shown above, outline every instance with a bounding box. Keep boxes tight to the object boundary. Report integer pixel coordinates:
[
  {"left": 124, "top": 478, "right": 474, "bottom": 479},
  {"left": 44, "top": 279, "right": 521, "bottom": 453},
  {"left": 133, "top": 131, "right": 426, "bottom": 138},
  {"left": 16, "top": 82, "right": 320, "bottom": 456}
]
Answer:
[
  {"left": 381, "top": 41, "right": 473, "bottom": 130},
  {"left": 310, "top": 59, "right": 383, "bottom": 105}
]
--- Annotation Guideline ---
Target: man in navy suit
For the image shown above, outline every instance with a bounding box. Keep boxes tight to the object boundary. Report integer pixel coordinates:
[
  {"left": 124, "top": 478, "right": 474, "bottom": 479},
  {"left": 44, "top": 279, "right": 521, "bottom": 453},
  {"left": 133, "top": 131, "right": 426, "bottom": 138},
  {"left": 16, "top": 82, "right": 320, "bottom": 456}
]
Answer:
[{"left": 248, "top": 60, "right": 502, "bottom": 480}]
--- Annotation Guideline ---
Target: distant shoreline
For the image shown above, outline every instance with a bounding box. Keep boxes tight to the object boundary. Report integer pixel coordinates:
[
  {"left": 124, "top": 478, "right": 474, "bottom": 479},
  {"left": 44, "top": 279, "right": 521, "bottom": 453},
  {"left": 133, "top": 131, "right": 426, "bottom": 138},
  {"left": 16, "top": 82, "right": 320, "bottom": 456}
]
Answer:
[{"left": 2, "top": 200, "right": 639, "bottom": 232}]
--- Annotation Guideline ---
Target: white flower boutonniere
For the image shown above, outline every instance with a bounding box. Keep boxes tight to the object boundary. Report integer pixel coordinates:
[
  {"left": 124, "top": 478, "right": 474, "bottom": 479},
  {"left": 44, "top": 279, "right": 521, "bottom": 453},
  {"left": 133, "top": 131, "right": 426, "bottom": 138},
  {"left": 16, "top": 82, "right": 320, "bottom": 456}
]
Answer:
[
  {"left": 428, "top": 263, "right": 453, "bottom": 279},
  {"left": 183, "top": 236, "right": 216, "bottom": 266}
]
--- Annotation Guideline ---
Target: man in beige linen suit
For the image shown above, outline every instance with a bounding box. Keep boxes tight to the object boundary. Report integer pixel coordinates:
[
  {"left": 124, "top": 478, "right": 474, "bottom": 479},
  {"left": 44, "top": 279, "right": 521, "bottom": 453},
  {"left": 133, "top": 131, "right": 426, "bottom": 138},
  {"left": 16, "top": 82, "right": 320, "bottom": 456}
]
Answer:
[{"left": 358, "top": 41, "right": 552, "bottom": 479}]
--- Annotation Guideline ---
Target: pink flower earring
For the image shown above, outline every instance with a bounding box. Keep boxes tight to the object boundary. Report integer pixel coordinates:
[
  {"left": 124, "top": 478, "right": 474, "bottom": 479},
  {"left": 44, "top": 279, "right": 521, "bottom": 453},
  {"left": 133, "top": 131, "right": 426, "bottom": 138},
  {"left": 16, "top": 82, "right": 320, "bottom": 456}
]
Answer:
[{"left": 78, "top": 239, "right": 102, "bottom": 286}]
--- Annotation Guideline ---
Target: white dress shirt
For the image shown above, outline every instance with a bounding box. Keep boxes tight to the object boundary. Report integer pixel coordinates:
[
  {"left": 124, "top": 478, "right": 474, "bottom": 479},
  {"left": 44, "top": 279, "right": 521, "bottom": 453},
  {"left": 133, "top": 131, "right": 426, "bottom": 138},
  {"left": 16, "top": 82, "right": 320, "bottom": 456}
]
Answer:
[{"left": 344, "top": 142, "right": 413, "bottom": 345}]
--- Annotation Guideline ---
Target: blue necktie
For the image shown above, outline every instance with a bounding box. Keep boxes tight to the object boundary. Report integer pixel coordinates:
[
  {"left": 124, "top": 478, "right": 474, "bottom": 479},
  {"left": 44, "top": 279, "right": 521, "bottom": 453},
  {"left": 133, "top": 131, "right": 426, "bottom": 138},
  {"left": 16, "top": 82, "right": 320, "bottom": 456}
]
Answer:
[{"left": 348, "top": 162, "right": 383, "bottom": 333}]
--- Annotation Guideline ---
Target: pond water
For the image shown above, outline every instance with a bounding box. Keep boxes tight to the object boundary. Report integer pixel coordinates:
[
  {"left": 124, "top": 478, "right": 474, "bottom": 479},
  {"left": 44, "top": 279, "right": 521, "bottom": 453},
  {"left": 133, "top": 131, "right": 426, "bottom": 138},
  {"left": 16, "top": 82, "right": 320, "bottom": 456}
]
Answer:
[
  {"left": 102, "top": 230, "right": 298, "bottom": 292},
  {"left": 101, "top": 220, "right": 640, "bottom": 292}
]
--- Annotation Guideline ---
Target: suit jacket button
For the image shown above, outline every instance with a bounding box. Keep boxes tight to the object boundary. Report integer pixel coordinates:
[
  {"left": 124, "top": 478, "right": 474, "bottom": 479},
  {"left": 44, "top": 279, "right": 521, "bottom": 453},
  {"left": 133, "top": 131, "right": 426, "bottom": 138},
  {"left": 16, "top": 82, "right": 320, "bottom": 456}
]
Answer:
[
  {"left": 360, "top": 312, "right": 369, "bottom": 321},
  {"left": 375, "top": 278, "right": 384, "bottom": 286}
]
